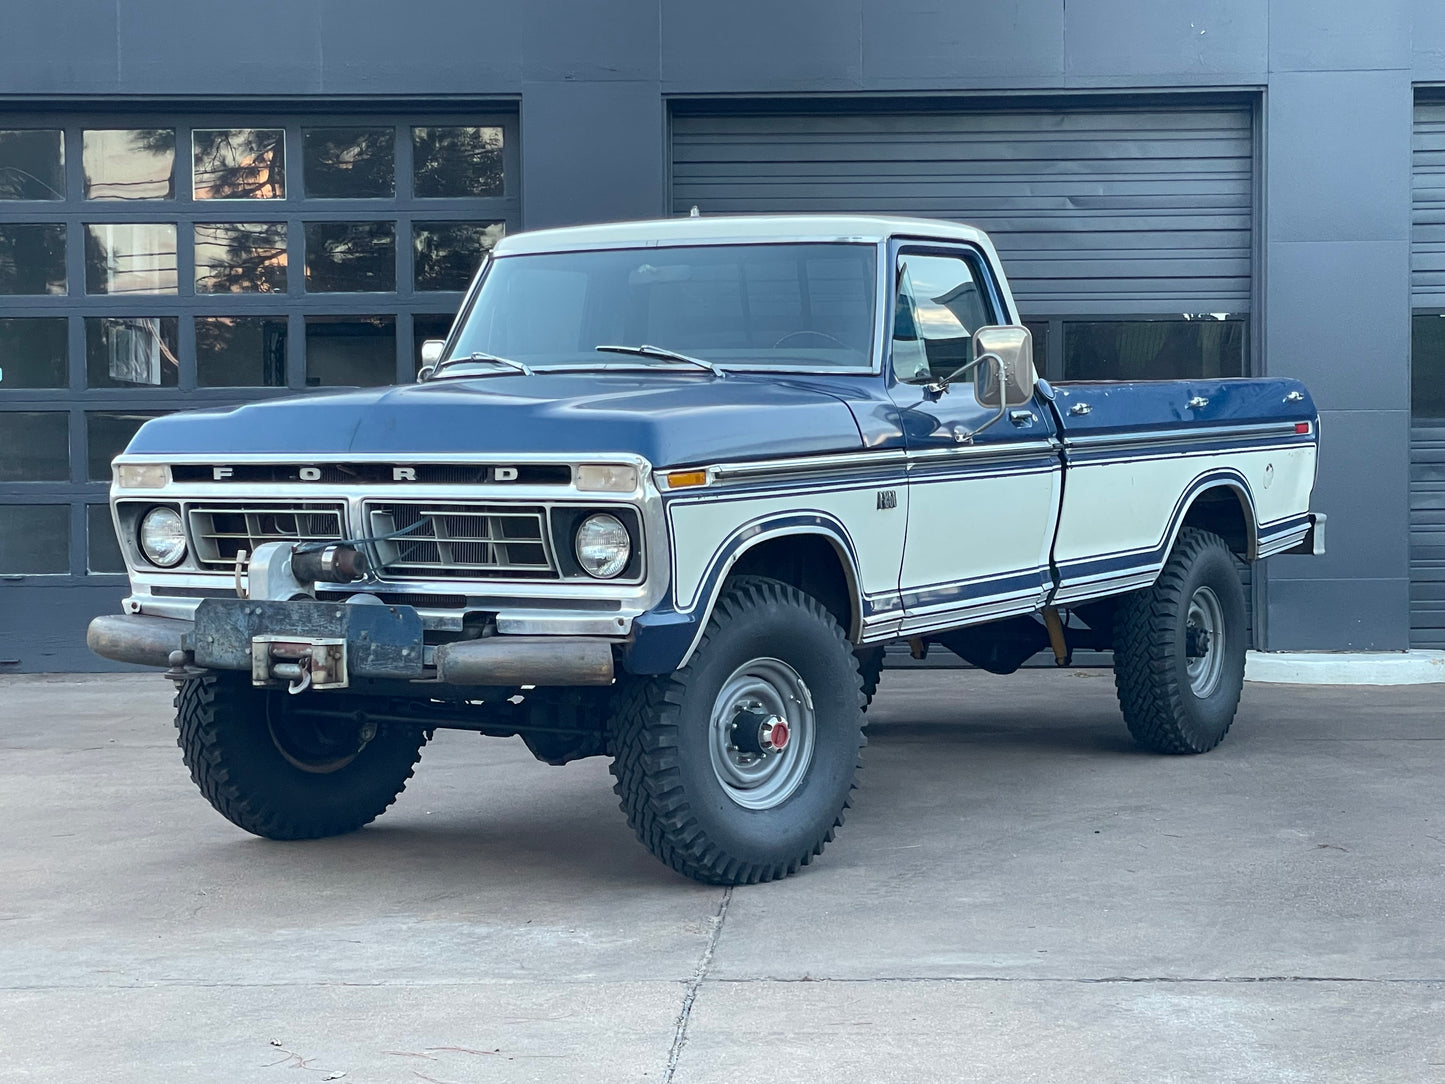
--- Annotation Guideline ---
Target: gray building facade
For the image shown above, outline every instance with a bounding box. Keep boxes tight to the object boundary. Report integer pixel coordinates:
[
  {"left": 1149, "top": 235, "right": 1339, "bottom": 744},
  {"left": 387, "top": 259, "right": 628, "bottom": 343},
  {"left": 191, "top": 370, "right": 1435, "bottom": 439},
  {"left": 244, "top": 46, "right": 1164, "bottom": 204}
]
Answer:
[{"left": 0, "top": 0, "right": 1440, "bottom": 670}]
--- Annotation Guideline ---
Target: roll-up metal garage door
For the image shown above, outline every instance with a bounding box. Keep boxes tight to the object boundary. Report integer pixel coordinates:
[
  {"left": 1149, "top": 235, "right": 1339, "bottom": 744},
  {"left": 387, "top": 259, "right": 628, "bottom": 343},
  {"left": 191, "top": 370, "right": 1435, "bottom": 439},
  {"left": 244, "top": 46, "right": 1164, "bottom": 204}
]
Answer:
[
  {"left": 670, "top": 104, "right": 1254, "bottom": 315},
  {"left": 1410, "top": 102, "right": 1445, "bottom": 647},
  {"left": 671, "top": 100, "right": 1256, "bottom": 655}
]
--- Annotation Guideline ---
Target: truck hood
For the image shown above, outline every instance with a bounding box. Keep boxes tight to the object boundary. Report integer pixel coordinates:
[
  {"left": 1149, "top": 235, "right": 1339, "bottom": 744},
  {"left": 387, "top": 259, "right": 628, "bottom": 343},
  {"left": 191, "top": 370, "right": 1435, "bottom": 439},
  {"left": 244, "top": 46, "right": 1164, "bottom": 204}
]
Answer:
[{"left": 126, "top": 372, "right": 866, "bottom": 468}]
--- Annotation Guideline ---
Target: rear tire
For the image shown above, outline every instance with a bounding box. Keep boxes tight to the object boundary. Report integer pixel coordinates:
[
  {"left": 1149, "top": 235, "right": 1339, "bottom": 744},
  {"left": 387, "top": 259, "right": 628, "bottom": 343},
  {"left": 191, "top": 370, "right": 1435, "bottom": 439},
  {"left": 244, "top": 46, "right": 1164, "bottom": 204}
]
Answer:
[
  {"left": 1112, "top": 528, "right": 1247, "bottom": 754},
  {"left": 608, "top": 576, "right": 866, "bottom": 884},
  {"left": 174, "top": 672, "right": 426, "bottom": 839}
]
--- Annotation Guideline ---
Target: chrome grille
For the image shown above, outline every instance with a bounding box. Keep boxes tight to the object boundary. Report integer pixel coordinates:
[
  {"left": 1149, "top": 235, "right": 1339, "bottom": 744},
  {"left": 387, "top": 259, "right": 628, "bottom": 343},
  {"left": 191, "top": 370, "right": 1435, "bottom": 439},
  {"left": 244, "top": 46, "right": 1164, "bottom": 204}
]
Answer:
[
  {"left": 366, "top": 501, "right": 557, "bottom": 580},
  {"left": 187, "top": 503, "right": 346, "bottom": 570}
]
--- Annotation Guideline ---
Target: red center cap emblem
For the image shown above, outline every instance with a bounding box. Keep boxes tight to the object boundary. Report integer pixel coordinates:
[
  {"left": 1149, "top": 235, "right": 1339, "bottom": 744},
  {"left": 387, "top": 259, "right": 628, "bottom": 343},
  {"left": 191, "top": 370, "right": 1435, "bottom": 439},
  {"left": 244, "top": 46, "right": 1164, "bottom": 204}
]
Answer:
[{"left": 766, "top": 719, "right": 789, "bottom": 751}]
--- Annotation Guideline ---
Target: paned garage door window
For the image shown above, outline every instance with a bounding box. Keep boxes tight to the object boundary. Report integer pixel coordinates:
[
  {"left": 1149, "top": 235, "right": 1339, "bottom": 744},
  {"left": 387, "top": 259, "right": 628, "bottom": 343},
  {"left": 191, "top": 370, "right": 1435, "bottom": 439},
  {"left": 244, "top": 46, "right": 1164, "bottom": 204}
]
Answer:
[{"left": 0, "top": 112, "right": 519, "bottom": 581}]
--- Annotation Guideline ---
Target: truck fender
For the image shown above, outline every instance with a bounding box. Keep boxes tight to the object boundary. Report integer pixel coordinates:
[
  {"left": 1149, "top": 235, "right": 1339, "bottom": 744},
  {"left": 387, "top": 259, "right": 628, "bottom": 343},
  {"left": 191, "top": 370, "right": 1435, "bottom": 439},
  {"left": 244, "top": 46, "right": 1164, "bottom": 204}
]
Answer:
[{"left": 673, "top": 512, "right": 866, "bottom": 668}]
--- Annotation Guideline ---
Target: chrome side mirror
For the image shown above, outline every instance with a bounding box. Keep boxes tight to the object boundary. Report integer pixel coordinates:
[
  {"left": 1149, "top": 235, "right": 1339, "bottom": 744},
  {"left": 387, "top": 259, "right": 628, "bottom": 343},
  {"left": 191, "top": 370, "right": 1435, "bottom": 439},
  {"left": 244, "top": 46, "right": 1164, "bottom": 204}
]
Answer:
[
  {"left": 972, "top": 325, "right": 1037, "bottom": 409},
  {"left": 417, "top": 339, "right": 446, "bottom": 382}
]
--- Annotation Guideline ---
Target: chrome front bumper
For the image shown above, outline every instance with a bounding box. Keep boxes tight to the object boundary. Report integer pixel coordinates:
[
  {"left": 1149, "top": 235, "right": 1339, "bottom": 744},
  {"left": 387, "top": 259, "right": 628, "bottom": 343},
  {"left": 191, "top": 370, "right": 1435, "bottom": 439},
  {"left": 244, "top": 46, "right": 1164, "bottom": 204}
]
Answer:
[{"left": 88, "top": 603, "right": 616, "bottom": 687}]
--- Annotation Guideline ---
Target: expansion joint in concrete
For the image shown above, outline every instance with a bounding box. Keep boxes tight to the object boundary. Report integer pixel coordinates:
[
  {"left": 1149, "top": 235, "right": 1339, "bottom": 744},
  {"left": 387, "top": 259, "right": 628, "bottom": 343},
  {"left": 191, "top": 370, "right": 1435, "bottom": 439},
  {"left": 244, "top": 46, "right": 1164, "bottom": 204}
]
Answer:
[
  {"left": 712, "top": 975, "right": 1445, "bottom": 985},
  {"left": 663, "top": 887, "right": 732, "bottom": 1084}
]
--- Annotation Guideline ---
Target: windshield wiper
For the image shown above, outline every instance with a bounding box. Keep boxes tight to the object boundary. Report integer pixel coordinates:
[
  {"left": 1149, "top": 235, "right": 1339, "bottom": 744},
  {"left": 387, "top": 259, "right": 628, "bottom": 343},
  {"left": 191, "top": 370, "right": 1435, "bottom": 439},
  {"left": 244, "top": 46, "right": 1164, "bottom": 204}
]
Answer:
[
  {"left": 594, "top": 344, "right": 725, "bottom": 378},
  {"left": 425, "top": 351, "right": 533, "bottom": 381}
]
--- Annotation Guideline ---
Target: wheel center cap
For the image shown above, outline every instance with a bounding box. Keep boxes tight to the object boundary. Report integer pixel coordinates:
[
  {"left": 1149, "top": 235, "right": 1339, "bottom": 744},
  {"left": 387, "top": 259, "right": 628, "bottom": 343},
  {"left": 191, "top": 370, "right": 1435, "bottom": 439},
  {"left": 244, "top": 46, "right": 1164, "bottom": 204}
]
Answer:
[
  {"left": 761, "top": 717, "right": 789, "bottom": 752},
  {"left": 731, "top": 708, "right": 789, "bottom": 755}
]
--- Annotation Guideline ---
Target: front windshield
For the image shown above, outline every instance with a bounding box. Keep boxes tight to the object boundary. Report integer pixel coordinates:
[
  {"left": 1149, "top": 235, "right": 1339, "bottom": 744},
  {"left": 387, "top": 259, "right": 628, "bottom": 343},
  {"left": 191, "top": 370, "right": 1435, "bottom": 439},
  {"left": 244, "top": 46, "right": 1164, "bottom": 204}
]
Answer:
[{"left": 448, "top": 242, "right": 877, "bottom": 371}]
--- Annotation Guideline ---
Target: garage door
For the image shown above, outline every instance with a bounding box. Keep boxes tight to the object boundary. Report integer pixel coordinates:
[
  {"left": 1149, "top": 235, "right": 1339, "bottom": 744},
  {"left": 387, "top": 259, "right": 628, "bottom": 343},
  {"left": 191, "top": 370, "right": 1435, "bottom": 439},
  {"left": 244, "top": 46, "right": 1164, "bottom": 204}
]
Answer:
[
  {"left": 1411, "top": 101, "right": 1445, "bottom": 647},
  {"left": 0, "top": 108, "right": 520, "bottom": 670},
  {"left": 671, "top": 104, "right": 1253, "bottom": 318},
  {"left": 671, "top": 101, "right": 1257, "bottom": 649}
]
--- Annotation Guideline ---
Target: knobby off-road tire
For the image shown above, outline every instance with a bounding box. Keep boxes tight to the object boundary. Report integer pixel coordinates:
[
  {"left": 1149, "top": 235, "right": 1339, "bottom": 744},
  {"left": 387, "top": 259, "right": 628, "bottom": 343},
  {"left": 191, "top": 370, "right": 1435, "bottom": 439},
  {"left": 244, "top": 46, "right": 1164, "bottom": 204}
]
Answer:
[
  {"left": 608, "top": 576, "right": 867, "bottom": 885},
  {"left": 1113, "top": 527, "right": 1248, "bottom": 754},
  {"left": 174, "top": 672, "right": 427, "bottom": 839},
  {"left": 857, "top": 647, "right": 885, "bottom": 711}
]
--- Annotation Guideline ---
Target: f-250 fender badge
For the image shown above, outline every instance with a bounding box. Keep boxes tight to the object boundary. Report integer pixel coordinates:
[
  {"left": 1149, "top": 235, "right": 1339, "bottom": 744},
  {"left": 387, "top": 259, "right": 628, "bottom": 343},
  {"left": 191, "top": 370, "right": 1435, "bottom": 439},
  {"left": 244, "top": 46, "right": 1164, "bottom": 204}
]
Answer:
[{"left": 876, "top": 489, "right": 897, "bottom": 510}]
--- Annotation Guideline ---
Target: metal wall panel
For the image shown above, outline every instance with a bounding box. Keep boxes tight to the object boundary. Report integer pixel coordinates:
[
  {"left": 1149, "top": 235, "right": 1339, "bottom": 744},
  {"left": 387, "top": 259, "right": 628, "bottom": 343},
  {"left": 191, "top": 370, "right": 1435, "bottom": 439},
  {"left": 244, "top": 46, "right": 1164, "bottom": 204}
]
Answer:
[
  {"left": 1411, "top": 103, "right": 1445, "bottom": 647},
  {"left": 671, "top": 105, "right": 1254, "bottom": 314}
]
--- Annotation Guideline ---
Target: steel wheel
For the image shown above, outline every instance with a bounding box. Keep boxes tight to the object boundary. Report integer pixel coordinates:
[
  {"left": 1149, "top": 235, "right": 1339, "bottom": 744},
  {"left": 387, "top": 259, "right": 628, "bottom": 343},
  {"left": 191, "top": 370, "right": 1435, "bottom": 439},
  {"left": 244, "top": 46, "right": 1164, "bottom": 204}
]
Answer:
[
  {"left": 1184, "top": 585, "right": 1226, "bottom": 698},
  {"left": 707, "top": 656, "right": 816, "bottom": 811},
  {"left": 265, "top": 694, "right": 371, "bottom": 775}
]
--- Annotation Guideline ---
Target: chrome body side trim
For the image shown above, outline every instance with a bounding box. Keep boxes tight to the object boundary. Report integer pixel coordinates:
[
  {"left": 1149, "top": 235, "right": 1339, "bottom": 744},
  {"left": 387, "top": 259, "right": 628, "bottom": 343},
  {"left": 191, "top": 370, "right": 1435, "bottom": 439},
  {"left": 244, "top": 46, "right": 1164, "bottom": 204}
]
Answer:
[{"left": 1061, "top": 420, "right": 1306, "bottom": 450}]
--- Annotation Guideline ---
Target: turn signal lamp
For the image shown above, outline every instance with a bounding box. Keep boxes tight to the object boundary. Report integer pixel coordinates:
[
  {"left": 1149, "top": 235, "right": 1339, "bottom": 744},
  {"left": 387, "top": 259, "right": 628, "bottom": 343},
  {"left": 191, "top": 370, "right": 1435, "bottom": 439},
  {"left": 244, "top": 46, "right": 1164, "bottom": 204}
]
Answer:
[
  {"left": 576, "top": 464, "right": 639, "bottom": 492},
  {"left": 665, "top": 470, "right": 708, "bottom": 489},
  {"left": 115, "top": 464, "right": 171, "bottom": 489}
]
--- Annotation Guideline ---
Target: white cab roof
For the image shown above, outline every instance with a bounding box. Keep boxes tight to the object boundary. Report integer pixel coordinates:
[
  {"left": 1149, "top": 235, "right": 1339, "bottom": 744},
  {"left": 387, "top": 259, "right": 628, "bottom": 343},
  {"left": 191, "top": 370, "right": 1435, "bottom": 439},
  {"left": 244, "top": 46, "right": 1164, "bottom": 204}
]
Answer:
[{"left": 494, "top": 214, "right": 995, "bottom": 256}]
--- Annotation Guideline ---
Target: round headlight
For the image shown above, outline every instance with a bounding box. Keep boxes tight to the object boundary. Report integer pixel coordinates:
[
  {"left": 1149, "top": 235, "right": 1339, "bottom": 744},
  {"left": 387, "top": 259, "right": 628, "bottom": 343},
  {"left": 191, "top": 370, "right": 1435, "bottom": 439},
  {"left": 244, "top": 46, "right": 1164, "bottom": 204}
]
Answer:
[
  {"left": 574, "top": 513, "right": 631, "bottom": 579},
  {"left": 138, "top": 506, "right": 187, "bottom": 568}
]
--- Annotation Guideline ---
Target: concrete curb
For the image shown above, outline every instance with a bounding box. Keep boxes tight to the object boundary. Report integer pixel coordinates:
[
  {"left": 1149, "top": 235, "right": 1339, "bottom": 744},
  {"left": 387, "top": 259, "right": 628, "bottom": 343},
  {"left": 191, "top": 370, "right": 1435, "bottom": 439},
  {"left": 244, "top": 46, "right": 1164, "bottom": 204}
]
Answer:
[{"left": 1246, "top": 650, "right": 1445, "bottom": 685}]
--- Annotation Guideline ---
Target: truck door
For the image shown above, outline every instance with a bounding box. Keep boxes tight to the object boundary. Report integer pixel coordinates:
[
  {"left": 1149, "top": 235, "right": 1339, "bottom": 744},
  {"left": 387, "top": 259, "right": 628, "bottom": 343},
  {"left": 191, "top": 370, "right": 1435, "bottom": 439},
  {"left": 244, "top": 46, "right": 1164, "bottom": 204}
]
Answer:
[{"left": 887, "top": 245, "right": 1062, "bottom": 637}]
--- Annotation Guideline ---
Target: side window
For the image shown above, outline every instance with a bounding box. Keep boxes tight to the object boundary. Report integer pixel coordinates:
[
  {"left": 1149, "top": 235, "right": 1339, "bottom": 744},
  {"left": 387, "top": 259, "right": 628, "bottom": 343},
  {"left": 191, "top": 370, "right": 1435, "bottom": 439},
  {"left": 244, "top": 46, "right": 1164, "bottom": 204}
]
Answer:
[{"left": 892, "top": 252, "right": 996, "bottom": 382}]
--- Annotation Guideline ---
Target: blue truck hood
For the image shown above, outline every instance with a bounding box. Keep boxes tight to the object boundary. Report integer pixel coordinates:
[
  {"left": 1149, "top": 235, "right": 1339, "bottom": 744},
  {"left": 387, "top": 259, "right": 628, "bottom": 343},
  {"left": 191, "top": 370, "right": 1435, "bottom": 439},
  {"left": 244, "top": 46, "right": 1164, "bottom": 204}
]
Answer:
[{"left": 126, "top": 372, "right": 867, "bottom": 468}]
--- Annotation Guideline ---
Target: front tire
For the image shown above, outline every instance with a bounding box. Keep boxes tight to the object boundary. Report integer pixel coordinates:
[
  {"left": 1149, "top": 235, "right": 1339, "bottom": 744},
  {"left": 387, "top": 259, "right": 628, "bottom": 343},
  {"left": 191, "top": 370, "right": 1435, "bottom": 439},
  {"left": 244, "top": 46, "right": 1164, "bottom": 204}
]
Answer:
[
  {"left": 608, "top": 576, "right": 866, "bottom": 884},
  {"left": 174, "top": 673, "right": 427, "bottom": 839},
  {"left": 1112, "top": 527, "right": 1248, "bottom": 754}
]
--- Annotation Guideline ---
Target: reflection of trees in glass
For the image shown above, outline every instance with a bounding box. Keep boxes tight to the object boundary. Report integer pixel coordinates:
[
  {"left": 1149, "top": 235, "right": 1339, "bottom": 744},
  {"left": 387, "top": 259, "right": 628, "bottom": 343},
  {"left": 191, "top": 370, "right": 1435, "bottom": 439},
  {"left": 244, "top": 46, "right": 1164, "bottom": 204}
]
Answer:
[
  {"left": 413, "top": 221, "right": 504, "bottom": 291},
  {"left": 0, "top": 224, "right": 66, "bottom": 295},
  {"left": 303, "top": 128, "right": 394, "bottom": 198},
  {"left": 413, "top": 127, "right": 503, "bottom": 197},
  {"left": 196, "top": 316, "right": 288, "bottom": 387},
  {"left": 0, "top": 130, "right": 64, "bottom": 200},
  {"left": 193, "top": 129, "right": 285, "bottom": 199},
  {"left": 194, "top": 223, "right": 287, "bottom": 293},
  {"left": 304, "top": 222, "right": 395, "bottom": 292},
  {"left": 83, "top": 129, "right": 176, "bottom": 200}
]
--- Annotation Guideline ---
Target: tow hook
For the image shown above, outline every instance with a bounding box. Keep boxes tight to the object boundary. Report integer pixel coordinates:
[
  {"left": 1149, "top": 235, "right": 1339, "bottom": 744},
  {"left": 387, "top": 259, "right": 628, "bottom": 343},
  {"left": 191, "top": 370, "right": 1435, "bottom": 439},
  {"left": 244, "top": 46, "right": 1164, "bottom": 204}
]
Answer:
[{"left": 251, "top": 636, "right": 348, "bottom": 692}]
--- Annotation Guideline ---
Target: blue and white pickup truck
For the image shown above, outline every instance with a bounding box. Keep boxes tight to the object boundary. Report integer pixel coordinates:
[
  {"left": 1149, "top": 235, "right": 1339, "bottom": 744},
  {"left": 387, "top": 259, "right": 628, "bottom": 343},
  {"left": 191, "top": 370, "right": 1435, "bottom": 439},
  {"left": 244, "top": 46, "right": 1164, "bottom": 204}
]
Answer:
[{"left": 89, "top": 215, "right": 1324, "bottom": 884}]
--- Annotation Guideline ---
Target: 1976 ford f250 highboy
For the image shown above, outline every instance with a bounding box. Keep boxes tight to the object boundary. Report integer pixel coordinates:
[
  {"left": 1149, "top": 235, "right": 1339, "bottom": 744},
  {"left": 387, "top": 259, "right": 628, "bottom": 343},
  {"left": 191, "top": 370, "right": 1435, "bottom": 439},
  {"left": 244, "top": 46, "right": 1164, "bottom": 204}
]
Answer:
[{"left": 89, "top": 215, "right": 1324, "bottom": 884}]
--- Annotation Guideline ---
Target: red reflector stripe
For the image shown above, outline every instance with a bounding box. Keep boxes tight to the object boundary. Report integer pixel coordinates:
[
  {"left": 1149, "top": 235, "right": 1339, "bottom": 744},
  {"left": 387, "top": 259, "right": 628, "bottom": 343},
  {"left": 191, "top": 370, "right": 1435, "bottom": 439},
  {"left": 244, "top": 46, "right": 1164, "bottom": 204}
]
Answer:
[{"left": 1295, "top": 422, "right": 1310, "bottom": 434}]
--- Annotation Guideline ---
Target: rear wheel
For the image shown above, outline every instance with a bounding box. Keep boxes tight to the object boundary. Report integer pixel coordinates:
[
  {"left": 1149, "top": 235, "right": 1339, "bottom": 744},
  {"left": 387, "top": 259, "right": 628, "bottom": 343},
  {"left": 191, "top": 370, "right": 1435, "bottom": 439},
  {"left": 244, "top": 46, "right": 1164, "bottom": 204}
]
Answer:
[
  {"left": 608, "top": 576, "right": 866, "bottom": 884},
  {"left": 174, "top": 672, "right": 426, "bottom": 839},
  {"left": 1112, "top": 527, "right": 1248, "bottom": 754}
]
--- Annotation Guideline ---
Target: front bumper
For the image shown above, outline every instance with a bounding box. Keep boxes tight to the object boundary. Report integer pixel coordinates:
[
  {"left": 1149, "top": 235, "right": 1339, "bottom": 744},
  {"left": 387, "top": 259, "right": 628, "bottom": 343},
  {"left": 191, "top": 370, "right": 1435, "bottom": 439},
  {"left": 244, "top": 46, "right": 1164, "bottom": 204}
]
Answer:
[{"left": 88, "top": 598, "right": 615, "bottom": 687}]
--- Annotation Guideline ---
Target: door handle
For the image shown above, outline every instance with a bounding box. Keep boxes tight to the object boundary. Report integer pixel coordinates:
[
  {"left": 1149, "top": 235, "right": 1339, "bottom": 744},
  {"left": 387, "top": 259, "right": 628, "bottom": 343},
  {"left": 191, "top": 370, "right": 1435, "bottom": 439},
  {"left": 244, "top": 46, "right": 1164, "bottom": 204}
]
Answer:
[
  {"left": 1069, "top": 402, "right": 1091, "bottom": 416},
  {"left": 1009, "top": 409, "right": 1035, "bottom": 426},
  {"left": 1188, "top": 396, "right": 1209, "bottom": 410}
]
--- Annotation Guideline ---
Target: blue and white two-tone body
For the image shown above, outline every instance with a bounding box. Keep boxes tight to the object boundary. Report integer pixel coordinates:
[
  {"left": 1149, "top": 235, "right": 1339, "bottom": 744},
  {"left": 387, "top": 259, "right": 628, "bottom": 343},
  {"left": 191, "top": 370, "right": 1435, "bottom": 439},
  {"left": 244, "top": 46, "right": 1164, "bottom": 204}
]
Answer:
[{"left": 88, "top": 215, "right": 1324, "bottom": 884}]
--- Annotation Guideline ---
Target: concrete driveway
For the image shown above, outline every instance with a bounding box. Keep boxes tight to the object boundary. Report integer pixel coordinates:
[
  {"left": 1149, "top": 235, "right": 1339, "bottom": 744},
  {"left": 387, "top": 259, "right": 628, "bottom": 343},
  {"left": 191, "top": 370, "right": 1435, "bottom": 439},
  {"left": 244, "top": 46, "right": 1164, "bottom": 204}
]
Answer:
[{"left": 1, "top": 669, "right": 1441, "bottom": 1083}]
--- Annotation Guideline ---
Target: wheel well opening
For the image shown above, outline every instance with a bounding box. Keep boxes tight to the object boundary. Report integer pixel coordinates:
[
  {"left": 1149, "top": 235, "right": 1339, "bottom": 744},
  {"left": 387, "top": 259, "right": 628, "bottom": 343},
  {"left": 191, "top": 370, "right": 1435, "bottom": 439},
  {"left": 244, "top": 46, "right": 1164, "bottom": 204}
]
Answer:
[
  {"left": 1182, "top": 486, "right": 1252, "bottom": 557},
  {"left": 727, "top": 534, "right": 857, "bottom": 638}
]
